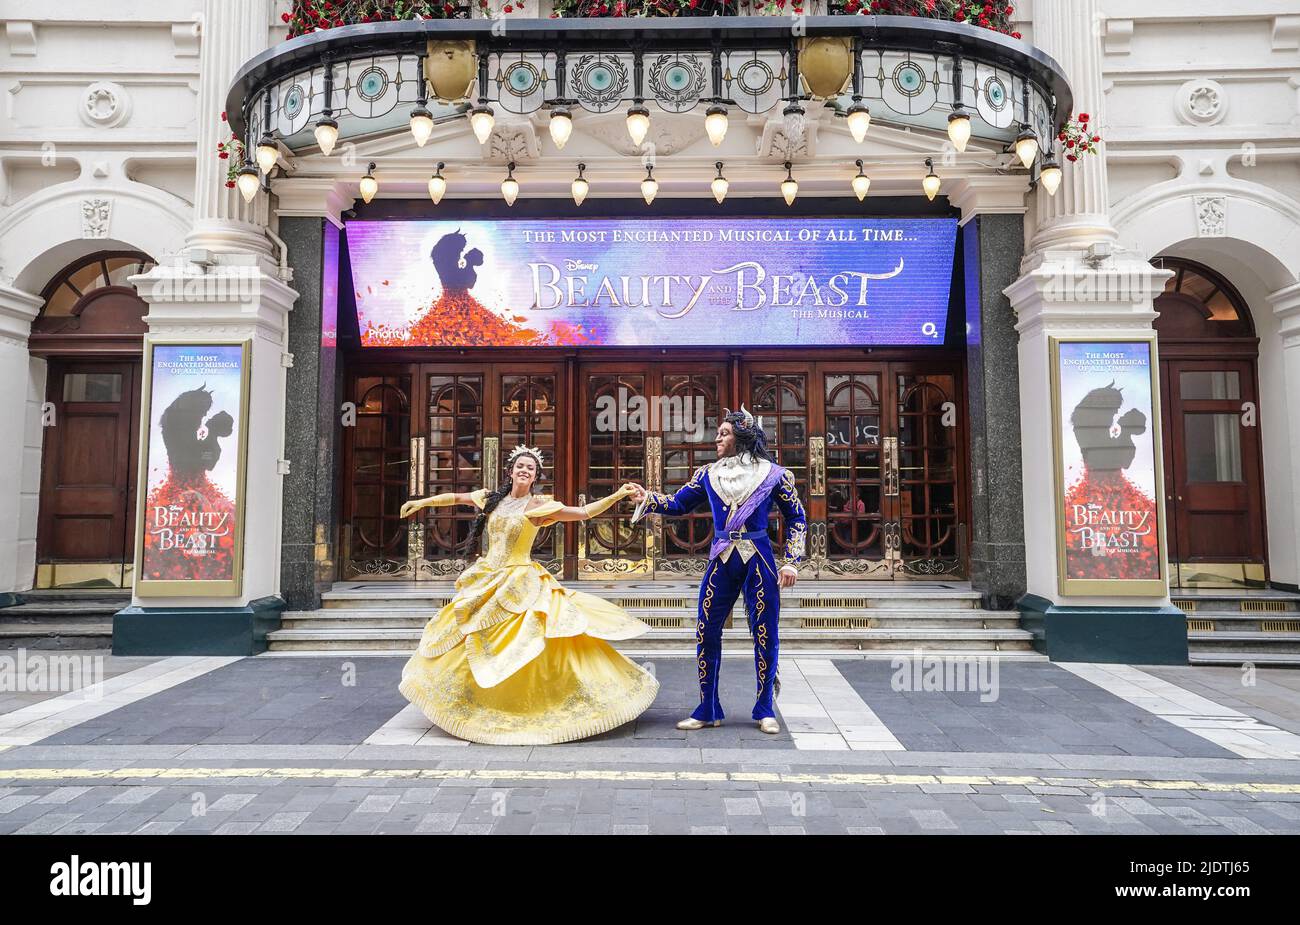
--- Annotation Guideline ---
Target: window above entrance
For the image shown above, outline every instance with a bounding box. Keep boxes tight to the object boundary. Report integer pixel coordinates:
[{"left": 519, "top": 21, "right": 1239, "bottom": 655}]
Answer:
[
  {"left": 1153, "top": 258, "right": 1254, "bottom": 341},
  {"left": 31, "top": 251, "right": 155, "bottom": 355}
]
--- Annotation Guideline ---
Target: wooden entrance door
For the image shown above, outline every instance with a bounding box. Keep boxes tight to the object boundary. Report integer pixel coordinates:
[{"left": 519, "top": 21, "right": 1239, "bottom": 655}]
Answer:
[
  {"left": 37, "top": 360, "right": 141, "bottom": 587},
  {"left": 576, "top": 361, "right": 724, "bottom": 579},
  {"left": 745, "top": 360, "right": 966, "bottom": 580},
  {"left": 341, "top": 362, "right": 567, "bottom": 579},
  {"left": 1159, "top": 358, "right": 1266, "bottom": 587}
]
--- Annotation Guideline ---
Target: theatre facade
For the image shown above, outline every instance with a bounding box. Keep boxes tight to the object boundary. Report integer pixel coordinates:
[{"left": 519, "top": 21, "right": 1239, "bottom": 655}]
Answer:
[{"left": 2, "top": 2, "right": 1298, "bottom": 665}]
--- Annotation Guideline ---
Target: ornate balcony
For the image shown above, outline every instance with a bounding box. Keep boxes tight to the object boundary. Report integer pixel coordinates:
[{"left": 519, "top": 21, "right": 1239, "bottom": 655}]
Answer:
[{"left": 225, "top": 10, "right": 1072, "bottom": 207}]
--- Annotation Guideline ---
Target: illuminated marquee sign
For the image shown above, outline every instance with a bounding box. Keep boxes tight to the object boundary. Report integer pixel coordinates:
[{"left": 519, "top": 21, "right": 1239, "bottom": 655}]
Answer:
[{"left": 345, "top": 217, "right": 957, "bottom": 348}]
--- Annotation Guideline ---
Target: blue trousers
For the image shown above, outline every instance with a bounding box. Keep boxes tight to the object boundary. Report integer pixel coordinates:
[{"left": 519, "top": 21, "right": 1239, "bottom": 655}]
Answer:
[{"left": 691, "top": 548, "right": 781, "bottom": 722}]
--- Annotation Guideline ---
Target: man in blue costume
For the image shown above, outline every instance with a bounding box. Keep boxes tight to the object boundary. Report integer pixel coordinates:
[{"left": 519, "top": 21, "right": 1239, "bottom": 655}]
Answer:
[{"left": 627, "top": 406, "right": 807, "bottom": 734}]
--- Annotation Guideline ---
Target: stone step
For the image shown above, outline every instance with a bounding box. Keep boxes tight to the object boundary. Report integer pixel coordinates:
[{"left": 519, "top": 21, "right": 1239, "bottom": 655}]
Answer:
[
  {"left": 1188, "top": 651, "right": 1300, "bottom": 667},
  {"left": 0, "top": 601, "right": 125, "bottom": 622},
  {"left": 263, "top": 648, "right": 1050, "bottom": 660},
  {"left": 266, "top": 625, "right": 1036, "bottom": 653},
  {"left": 280, "top": 609, "right": 1023, "bottom": 630},
  {"left": 1173, "top": 593, "right": 1300, "bottom": 615},
  {"left": 1187, "top": 632, "right": 1300, "bottom": 654},
  {"left": 0, "top": 622, "right": 114, "bottom": 650},
  {"left": 13, "top": 589, "right": 131, "bottom": 602},
  {"left": 320, "top": 594, "right": 985, "bottom": 611},
  {"left": 1181, "top": 614, "right": 1300, "bottom": 633}
]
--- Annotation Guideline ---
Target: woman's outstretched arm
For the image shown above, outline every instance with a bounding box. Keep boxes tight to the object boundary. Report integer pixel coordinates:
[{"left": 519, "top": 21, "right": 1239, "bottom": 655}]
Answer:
[
  {"left": 525, "top": 484, "right": 637, "bottom": 526},
  {"left": 399, "top": 491, "right": 479, "bottom": 519}
]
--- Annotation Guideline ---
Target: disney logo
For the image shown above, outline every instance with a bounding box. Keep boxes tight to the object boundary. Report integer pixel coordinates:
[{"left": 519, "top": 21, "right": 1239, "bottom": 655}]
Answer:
[{"left": 565, "top": 258, "right": 598, "bottom": 272}]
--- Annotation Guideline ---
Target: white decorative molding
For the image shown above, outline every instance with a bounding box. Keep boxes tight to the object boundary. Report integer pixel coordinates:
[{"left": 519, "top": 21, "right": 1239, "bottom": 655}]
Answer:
[
  {"left": 1269, "top": 282, "right": 1300, "bottom": 348},
  {"left": 485, "top": 122, "right": 540, "bottom": 162},
  {"left": 171, "top": 20, "right": 202, "bottom": 57},
  {"left": 573, "top": 115, "right": 699, "bottom": 158},
  {"left": 757, "top": 116, "right": 816, "bottom": 160},
  {"left": 81, "top": 198, "right": 112, "bottom": 239},
  {"left": 1195, "top": 195, "right": 1226, "bottom": 237},
  {"left": 5, "top": 21, "right": 36, "bottom": 56},
  {"left": 1174, "top": 79, "right": 1227, "bottom": 126},
  {"left": 1272, "top": 14, "right": 1300, "bottom": 51},
  {"left": 945, "top": 175, "right": 1031, "bottom": 225},
  {"left": 80, "top": 81, "right": 132, "bottom": 128},
  {"left": 1103, "top": 18, "right": 1134, "bottom": 56}
]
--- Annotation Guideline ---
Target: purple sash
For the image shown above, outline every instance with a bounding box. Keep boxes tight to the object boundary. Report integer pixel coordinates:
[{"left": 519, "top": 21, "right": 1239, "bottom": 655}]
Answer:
[{"left": 708, "top": 464, "right": 785, "bottom": 561}]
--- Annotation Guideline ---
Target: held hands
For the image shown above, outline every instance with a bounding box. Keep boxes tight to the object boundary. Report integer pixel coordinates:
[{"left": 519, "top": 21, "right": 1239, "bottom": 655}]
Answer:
[{"left": 623, "top": 482, "right": 647, "bottom": 505}]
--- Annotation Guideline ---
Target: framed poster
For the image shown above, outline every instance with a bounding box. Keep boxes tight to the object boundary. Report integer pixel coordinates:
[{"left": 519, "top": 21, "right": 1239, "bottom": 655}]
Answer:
[
  {"left": 133, "top": 340, "right": 251, "bottom": 597},
  {"left": 344, "top": 217, "right": 958, "bottom": 348},
  {"left": 1050, "top": 337, "right": 1168, "bottom": 596}
]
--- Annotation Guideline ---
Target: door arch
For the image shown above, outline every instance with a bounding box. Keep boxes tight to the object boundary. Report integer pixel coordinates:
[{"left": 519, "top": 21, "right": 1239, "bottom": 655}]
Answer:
[
  {"left": 1153, "top": 257, "right": 1267, "bottom": 589},
  {"left": 32, "top": 251, "right": 154, "bottom": 589}
]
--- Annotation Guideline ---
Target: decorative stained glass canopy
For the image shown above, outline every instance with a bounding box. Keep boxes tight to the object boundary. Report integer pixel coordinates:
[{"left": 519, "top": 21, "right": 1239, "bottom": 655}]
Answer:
[{"left": 226, "top": 16, "right": 1072, "bottom": 159}]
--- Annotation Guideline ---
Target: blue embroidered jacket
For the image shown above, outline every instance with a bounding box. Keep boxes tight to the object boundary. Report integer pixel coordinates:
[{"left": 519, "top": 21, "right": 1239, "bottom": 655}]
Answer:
[{"left": 638, "top": 463, "right": 808, "bottom": 566}]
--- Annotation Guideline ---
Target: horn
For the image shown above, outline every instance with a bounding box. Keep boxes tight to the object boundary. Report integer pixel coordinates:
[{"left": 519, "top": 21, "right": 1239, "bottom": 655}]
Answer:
[{"left": 739, "top": 404, "right": 755, "bottom": 427}]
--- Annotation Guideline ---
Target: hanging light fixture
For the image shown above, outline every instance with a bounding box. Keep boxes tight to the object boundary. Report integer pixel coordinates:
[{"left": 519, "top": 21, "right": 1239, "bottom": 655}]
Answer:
[
  {"left": 626, "top": 104, "right": 651, "bottom": 147},
  {"left": 846, "top": 99, "right": 871, "bottom": 144},
  {"left": 500, "top": 161, "right": 519, "bottom": 206},
  {"left": 922, "top": 157, "right": 941, "bottom": 201},
  {"left": 851, "top": 159, "right": 871, "bottom": 201},
  {"left": 550, "top": 105, "right": 573, "bottom": 150},
  {"left": 427, "top": 162, "right": 447, "bottom": 205},
  {"left": 641, "top": 164, "right": 658, "bottom": 205},
  {"left": 409, "top": 105, "right": 435, "bottom": 148},
  {"left": 255, "top": 133, "right": 279, "bottom": 174},
  {"left": 947, "top": 105, "right": 972, "bottom": 153},
  {"left": 782, "top": 100, "right": 806, "bottom": 137},
  {"left": 711, "top": 161, "right": 729, "bottom": 204},
  {"left": 358, "top": 161, "right": 379, "bottom": 204},
  {"left": 1039, "top": 156, "right": 1062, "bottom": 197},
  {"left": 705, "top": 104, "right": 728, "bottom": 147},
  {"left": 572, "top": 163, "right": 589, "bottom": 206},
  {"left": 314, "top": 116, "right": 339, "bottom": 157},
  {"left": 780, "top": 161, "right": 798, "bottom": 206},
  {"left": 1014, "top": 124, "right": 1039, "bottom": 169},
  {"left": 236, "top": 163, "right": 260, "bottom": 203},
  {"left": 470, "top": 104, "right": 495, "bottom": 144}
]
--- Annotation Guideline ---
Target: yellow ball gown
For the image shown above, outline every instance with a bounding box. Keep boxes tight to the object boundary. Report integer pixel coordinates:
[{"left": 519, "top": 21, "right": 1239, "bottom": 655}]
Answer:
[{"left": 399, "top": 489, "right": 660, "bottom": 745}]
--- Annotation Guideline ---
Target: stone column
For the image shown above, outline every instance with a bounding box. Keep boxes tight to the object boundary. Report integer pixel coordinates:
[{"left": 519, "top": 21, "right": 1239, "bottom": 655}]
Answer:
[
  {"left": 948, "top": 178, "right": 1032, "bottom": 610},
  {"left": 279, "top": 217, "right": 342, "bottom": 611},
  {"left": 115, "top": 1, "right": 301, "bottom": 655},
  {"left": 1003, "top": 0, "right": 1184, "bottom": 662},
  {"left": 1267, "top": 283, "right": 1300, "bottom": 589},
  {"left": 1027, "top": 0, "right": 1118, "bottom": 252},
  {"left": 0, "top": 284, "right": 45, "bottom": 599},
  {"left": 187, "top": 0, "right": 274, "bottom": 257},
  {"left": 962, "top": 214, "right": 1028, "bottom": 610}
]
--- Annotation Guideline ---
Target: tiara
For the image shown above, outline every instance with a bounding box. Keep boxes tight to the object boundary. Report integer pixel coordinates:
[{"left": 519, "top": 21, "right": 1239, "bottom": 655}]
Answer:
[
  {"left": 507, "top": 443, "right": 545, "bottom": 469},
  {"left": 723, "top": 404, "right": 764, "bottom": 433}
]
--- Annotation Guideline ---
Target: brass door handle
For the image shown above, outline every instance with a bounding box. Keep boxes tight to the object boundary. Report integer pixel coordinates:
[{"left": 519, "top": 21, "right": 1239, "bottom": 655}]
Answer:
[
  {"left": 810, "top": 436, "right": 825, "bottom": 496},
  {"left": 883, "top": 437, "right": 899, "bottom": 497}
]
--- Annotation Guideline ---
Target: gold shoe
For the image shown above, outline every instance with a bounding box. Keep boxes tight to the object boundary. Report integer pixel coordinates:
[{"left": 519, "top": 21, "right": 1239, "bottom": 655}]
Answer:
[
  {"left": 757, "top": 717, "right": 781, "bottom": 735},
  {"left": 676, "top": 718, "right": 721, "bottom": 731}
]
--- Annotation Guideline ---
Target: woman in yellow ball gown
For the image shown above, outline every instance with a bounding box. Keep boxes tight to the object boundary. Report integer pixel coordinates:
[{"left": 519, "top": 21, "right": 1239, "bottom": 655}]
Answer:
[{"left": 396, "top": 445, "right": 658, "bottom": 745}]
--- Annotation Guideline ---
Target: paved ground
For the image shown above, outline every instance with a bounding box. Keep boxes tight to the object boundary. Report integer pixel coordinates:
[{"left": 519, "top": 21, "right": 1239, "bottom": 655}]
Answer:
[{"left": 2, "top": 650, "right": 1300, "bottom": 834}]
